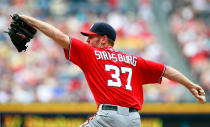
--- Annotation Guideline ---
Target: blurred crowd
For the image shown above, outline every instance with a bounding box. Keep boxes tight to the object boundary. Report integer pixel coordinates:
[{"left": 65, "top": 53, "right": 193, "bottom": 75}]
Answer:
[
  {"left": 169, "top": 0, "right": 210, "bottom": 99},
  {"left": 0, "top": 0, "right": 207, "bottom": 104}
]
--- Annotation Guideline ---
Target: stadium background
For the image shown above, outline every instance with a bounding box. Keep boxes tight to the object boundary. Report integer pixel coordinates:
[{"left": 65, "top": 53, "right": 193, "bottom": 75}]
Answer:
[{"left": 0, "top": 0, "right": 209, "bottom": 127}]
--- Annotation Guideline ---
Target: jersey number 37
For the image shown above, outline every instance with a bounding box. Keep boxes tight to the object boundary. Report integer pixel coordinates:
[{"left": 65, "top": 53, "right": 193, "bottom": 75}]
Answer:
[{"left": 105, "top": 64, "right": 132, "bottom": 90}]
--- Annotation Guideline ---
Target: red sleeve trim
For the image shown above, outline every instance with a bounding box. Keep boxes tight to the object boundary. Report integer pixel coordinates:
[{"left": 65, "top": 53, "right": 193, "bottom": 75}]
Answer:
[
  {"left": 158, "top": 65, "right": 166, "bottom": 83},
  {"left": 68, "top": 36, "right": 71, "bottom": 60},
  {"left": 64, "top": 36, "right": 71, "bottom": 61}
]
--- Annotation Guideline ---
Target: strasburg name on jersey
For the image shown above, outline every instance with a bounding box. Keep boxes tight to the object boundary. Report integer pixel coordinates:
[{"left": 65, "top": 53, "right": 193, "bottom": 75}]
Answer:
[{"left": 94, "top": 50, "right": 137, "bottom": 66}]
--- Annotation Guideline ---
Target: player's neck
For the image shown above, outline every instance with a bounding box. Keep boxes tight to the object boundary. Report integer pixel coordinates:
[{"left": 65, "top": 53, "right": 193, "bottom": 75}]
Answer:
[{"left": 101, "top": 43, "right": 113, "bottom": 48}]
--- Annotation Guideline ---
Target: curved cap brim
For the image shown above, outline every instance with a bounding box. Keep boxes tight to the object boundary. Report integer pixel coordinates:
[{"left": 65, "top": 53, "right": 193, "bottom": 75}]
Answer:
[{"left": 81, "top": 30, "right": 98, "bottom": 36}]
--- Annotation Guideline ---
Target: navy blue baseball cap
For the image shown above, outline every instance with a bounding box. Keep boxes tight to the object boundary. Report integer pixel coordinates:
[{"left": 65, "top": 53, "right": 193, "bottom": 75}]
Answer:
[{"left": 81, "top": 22, "right": 116, "bottom": 41}]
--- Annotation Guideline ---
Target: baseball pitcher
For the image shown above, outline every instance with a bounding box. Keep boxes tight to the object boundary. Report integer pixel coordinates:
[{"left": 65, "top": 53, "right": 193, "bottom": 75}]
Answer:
[{"left": 8, "top": 14, "right": 206, "bottom": 127}]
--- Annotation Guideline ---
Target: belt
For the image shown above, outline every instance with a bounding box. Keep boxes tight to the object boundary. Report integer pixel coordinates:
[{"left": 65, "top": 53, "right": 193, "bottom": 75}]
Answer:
[{"left": 102, "top": 105, "right": 138, "bottom": 112}]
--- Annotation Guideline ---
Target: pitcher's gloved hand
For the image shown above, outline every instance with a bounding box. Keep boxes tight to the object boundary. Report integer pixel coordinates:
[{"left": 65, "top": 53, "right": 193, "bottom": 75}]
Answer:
[{"left": 6, "top": 14, "right": 37, "bottom": 52}]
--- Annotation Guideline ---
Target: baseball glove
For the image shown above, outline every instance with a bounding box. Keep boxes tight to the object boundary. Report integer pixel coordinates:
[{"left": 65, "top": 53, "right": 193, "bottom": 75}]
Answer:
[{"left": 6, "top": 14, "right": 37, "bottom": 52}]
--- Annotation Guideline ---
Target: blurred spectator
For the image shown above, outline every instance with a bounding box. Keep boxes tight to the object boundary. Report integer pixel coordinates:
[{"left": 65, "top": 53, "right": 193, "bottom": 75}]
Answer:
[{"left": 169, "top": 0, "right": 210, "bottom": 100}]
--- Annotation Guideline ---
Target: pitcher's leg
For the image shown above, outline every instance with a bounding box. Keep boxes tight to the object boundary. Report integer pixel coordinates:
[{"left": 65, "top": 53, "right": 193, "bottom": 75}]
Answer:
[
  {"left": 129, "top": 112, "right": 141, "bottom": 127},
  {"left": 80, "top": 112, "right": 113, "bottom": 127},
  {"left": 80, "top": 114, "right": 100, "bottom": 127}
]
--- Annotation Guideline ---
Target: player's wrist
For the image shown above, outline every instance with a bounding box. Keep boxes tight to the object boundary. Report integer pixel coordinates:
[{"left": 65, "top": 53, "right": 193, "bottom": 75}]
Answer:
[
  {"left": 184, "top": 82, "right": 195, "bottom": 89},
  {"left": 19, "top": 15, "right": 36, "bottom": 27}
]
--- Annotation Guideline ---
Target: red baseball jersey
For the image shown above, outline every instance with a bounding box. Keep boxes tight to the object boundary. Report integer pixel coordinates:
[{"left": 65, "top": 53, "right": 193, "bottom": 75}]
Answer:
[{"left": 64, "top": 38, "right": 165, "bottom": 110}]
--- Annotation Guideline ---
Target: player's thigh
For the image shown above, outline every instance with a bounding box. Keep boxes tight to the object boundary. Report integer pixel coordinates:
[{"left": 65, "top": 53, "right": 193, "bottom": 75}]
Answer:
[
  {"left": 129, "top": 112, "right": 141, "bottom": 127},
  {"left": 80, "top": 112, "right": 113, "bottom": 127}
]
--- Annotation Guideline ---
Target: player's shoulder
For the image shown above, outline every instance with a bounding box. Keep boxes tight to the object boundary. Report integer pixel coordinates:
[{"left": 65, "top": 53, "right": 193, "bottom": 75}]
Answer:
[{"left": 71, "top": 37, "right": 94, "bottom": 50}]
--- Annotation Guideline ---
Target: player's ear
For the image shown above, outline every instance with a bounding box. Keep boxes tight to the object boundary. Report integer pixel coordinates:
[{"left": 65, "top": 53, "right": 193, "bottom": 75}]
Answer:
[{"left": 102, "top": 35, "right": 108, "bottom": 43}]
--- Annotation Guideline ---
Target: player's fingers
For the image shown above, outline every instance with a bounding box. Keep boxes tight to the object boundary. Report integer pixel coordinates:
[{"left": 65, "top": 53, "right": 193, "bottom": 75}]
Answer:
[
  {"left": 197, "top": 95, "right": 206, "bottom": 104},
  {"left": 191, "top": 89, "right": 199, "bottom": 98},
  {"left": 198, "top": 89, "right": 205, "bottom": 96},
  {"left": 9, "top": 16, "right": 13, "bottom": 24},
  {"left": 191, "top": 88, "right": 206, "bottom": 104}
]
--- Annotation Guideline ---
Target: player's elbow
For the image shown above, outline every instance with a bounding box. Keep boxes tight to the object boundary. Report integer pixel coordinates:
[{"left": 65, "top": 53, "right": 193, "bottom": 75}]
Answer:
[
  {"left": 163, "top": 66, "right": 177, "bottom": 79},
  {"left": 54, "top": 33, "right": 70, "bottom": 50}
]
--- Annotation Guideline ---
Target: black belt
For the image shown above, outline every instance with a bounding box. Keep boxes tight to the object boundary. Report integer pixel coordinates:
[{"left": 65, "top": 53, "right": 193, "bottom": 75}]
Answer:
[{"left": 102, "top": 105, "right": 138, "bottom": 112}]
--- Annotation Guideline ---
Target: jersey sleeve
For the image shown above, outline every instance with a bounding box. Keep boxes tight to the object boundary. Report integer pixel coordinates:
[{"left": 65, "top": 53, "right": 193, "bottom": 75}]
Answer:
[
  {"left": 64, "top": 37, "right": 92, "bottom": 69},
  {"left": 138, "top": 57, "right": 166, "bottom": 84}
]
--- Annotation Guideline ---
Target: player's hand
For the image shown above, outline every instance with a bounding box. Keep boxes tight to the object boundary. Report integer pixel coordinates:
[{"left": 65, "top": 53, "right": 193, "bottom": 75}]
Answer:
[{"left": 188, "top": 84, "right": 206, "bottom": 104}]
